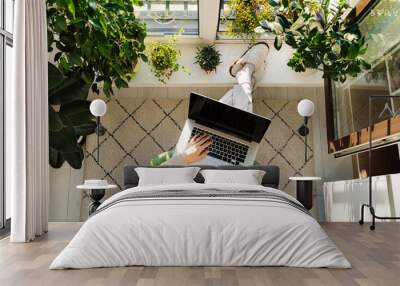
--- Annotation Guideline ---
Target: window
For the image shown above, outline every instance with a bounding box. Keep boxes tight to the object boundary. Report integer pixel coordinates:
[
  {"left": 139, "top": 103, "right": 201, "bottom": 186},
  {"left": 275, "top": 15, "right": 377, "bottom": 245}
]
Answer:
[
  {"left": 216, "top": 0, "right": 272, "bottom": 40},
  {"left": 332, "top": 0, "right": 400, "bottom": 141},
  {"left": 134, "top": 0, "right": 199, "bottom": 36},
  {"left": 1, "top": 0, "right": 14, "bottom": 231},
  {"left": 217, "top": 0, "right": 232, "bottom": 35}
]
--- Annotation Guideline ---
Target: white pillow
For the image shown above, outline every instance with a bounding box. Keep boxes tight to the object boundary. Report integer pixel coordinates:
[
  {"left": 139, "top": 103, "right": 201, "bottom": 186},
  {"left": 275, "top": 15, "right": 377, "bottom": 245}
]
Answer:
[
  {"left": 200, "top": 169, "right": 266, "bottom": 185},
  {"left": 135, "top": 167, "right": 200, "bottom": 186}
]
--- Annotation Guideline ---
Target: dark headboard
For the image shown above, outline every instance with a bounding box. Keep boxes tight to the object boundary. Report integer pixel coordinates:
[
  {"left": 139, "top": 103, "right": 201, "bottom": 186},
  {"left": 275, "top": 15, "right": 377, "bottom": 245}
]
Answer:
[{"left": 123, "top": 165, "right": 280, "bottom": 189}]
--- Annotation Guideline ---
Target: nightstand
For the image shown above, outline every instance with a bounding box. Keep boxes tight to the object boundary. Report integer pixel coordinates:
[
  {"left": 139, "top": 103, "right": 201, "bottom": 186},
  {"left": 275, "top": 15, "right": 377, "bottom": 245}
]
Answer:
[
  {"left": 77, "top": 182, "right": 117, "bottom": 215},
  {"left": 289, "top": 177, "right": 321, "bottom": 210}
]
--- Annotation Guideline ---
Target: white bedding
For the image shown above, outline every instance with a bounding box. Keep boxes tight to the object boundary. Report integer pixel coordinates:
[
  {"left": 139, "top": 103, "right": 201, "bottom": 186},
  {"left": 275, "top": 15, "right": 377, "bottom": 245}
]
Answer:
[{"left": 50, "top": 183, "right": 350, "bottom": 269}]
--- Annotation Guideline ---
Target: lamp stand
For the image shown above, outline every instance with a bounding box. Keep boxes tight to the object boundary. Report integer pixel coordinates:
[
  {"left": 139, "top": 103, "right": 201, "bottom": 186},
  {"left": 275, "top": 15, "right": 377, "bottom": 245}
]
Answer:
[
  {"left": 304, "top": 116, "right": 308, "bottom": 164},
  {"left": 96, "top": 117, "right": 100, "bottom": 163},
  {"left": 297, "top": 117, "right": 309, "bottom": 164}
]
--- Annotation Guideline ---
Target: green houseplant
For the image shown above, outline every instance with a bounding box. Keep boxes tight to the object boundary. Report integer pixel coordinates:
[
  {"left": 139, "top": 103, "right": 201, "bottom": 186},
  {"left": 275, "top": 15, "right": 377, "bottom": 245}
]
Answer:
[
  {"left": 194, "top": 45, "right": 222, "bottom": 73},
  {"left": 147, "top": 33, "right": 186, "bottom": 83},
  {"left": 257, "top": 0, "right": 370, "bottom": 82},
  {"left": 47, "top": 0, "right": 147, "bottom": 169},
  {"left": 224, "top": 0, "right": 274, "bottom": 40}
]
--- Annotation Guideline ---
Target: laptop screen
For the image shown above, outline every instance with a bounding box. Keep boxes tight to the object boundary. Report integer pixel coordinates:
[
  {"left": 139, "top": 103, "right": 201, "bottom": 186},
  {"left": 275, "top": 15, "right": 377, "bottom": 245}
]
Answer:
[{"left": 188, "top": 93, "right": 271, "bottom": 143}]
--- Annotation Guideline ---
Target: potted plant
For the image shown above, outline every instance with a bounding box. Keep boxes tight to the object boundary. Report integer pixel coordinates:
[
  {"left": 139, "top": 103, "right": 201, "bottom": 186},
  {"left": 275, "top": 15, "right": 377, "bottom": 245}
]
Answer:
[
  {"left": 47, "top": 0, "right": 147, "bottom": 169},
  {"left": 224, "top": 0, "right": 274, "bottom": 40},
  {"left": 194, "top": 45, "right": 222, "bottom": 73},
  {"left": 147, "top": 32, "right": 187, "bottom": 84},
  {"left": 257, "top": 0, "right": 371, "bottom": 82}
]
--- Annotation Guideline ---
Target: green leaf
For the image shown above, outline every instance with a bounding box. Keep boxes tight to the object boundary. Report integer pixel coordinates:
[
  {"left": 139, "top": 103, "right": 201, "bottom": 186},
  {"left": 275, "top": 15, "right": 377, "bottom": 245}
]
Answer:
[
  {"left": 49, "top": 105, "right": 64, "bottom": 132},
  {"left": 332, "top": 43, "right": 341, "bottom": 56},
  {"left": 98, "top": 45, "right": 112, "bottom": 58},
  {"left": 140, "top": 53, "right": 148, "bottom": 63},
  {"left": 291, "top": 16, "right": 305, "bottom": 31},
  {"left": 67, "top": 52, "right": 82, "bottom": 66},
  {"left": 49, "top": 148, "right": 65, "bottom": 169},
  {"left": 59, "top": 100, "right": 94, "bottom": 126},
  {"left": 115, "top": 78, "right": 129, "bottom": 89},
  {"left": 88, "top": 0, "right": 97, "bottom": 11},
  {"left": 88, "top": 19, "right": 102, "bottom": 31},
  {"left": 49, "top": 124, "right": 79, "bottom": 153},
  {"left": 290, "top": 1, "right": 299, "bottom": 11},
  {"left": 48, "top": 62, "right": 64, "bottom": 91},
  {"left": 65, "top": 0, "right": 75, "bottom": 18},
  {"left": 103, "top": 3, "right": 124, "bottom": 12},
  {"left": 277, "top": 15, "right": 290, "bottom": 29},
  {"left": 285, "top": 31, "right": 296, "bottom": 47},
  {"left": 269, "top": 0, "right": 280, "bottom": 7},
  {"left": 99, "top": 15, "right": 108, "bottom": 34},
  {"left": 74, "top": 122, "right": 97, "bottom": 136},
  {"left": 274, "top": 36, "right": 283, "bottom": 50},
  {"left": 63, "top": 149, "right": 84, "bottom": 169},
  {"left": 49, "top": 77, "right": 90, "bottom": 105},
  {"left": 149, "top": 148, "right": 176, "bottom": 166},
  {"left": 54, "top": 15, "right": 67, "bottom": 32},
  {"left": 347, "top": 44, "right": 359, "bottom": 59}
]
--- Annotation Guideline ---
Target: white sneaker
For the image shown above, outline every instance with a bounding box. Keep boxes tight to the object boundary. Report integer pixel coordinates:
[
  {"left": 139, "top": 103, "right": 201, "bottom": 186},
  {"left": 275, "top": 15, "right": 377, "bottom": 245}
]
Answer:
[{"left": 229, "top": 42, "right": 269, "bottom": 78}]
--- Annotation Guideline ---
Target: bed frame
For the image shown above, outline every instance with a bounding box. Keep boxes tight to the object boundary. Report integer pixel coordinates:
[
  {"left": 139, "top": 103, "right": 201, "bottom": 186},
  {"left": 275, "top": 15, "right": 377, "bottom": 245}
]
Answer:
[{"left": 123, "top": 165, "right": 280, "bottom": 190}]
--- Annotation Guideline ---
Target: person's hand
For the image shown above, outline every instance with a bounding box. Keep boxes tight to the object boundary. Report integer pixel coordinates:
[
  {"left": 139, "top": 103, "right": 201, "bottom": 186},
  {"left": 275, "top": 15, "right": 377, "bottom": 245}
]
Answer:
[{"left": 181, "top": 134, "right": 212, "bottom": 164}]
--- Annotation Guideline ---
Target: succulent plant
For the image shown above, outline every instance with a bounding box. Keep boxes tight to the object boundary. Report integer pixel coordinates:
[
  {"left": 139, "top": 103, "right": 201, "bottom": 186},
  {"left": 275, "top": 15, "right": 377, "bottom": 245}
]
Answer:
[{"left": 194, "top": 45, "right": 222, "bottom": 73}]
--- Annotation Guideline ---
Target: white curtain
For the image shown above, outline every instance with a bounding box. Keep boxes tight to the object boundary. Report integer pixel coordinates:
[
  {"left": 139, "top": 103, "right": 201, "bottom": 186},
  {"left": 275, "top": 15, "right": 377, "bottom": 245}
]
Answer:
[{"left": 7, "top": 0, "right": 49, "bottom": 242}]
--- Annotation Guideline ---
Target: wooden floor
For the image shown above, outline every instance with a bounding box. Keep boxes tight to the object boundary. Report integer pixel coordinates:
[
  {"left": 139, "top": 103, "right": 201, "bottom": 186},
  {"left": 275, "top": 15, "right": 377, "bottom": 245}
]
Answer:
[{"left": 0, "top": 223, "right": 399, "bottom": 286}]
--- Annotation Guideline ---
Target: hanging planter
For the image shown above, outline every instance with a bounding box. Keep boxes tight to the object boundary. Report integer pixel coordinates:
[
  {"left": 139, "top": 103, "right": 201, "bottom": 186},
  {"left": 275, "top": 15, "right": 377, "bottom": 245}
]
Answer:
[
  {"left": 194, "top": 45, "right": 222, "bottom": 73},
  {"left": 147, "top": 32, "right": 187, "bottom": 84}
]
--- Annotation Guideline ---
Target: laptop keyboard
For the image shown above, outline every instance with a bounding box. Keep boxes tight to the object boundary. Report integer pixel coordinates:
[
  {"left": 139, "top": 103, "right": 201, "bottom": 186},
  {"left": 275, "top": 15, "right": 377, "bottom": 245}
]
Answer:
[{"left": 190, "top": 127, "right": 249, "bottom": 165}]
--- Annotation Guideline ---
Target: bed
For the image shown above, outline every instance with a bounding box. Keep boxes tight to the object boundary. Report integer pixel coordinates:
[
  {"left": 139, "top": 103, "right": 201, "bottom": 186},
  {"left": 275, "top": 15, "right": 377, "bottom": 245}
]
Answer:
[{"left": 50, "top": 165, "right": 350, "bottom": 269}]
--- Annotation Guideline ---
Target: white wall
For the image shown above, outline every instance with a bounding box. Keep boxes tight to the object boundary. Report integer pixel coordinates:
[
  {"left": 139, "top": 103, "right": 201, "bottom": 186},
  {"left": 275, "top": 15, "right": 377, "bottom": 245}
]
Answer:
[
  {"left": 306, "top": 87, "right": 354, "bottom": 220},
  {"left": 324, "top": 174, "right": 400, "bottom": 222},
  {"left": 49, "top": 165, "right": 83, "bottom": 222}
]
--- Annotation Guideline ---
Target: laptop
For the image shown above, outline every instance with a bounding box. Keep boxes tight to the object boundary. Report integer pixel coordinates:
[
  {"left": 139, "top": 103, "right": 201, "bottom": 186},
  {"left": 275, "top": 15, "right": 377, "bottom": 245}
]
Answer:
[{"left": 176, "top": 93, "right": 271, "bottom": 166}]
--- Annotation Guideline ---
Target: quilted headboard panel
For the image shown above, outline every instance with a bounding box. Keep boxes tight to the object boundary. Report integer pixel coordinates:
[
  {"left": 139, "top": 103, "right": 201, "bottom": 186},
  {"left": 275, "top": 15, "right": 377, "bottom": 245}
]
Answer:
[{"left": 124, "top": 165, "right": 280, "bottom": 189}]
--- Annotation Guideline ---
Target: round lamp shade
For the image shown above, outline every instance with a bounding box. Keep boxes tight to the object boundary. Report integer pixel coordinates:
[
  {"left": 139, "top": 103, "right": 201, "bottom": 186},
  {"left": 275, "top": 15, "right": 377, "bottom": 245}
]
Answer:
[
  {"left": 297, "top": 99, "right": 315, "bottom": 117},
  {"left": 90, "top": 99, "right": 107, "bottom": 117}
]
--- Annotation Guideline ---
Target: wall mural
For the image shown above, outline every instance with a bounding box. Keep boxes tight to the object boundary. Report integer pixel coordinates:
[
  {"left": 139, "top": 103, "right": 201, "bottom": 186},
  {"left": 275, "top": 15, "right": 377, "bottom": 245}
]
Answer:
[{"left": 82, "top": 87, "right": 316, "bottom": 220}]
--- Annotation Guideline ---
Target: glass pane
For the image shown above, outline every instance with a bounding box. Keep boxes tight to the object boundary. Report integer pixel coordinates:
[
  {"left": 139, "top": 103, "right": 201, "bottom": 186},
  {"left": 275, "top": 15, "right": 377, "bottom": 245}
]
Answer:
[
  {"left": 135, "top": 0, "right": 199, "bottom": 36},
  {"left": 0, "top": 0, "right": 2, "bottom": 30},
  {"left": 5, "top": 0, "right": 15, "bottom": 33},
  {"left": 359, "top": 0, "right": 400, "bottom": 64},
  {"left": 217, "top": 0, "right": 271, "bottom": 40},
  {"left": 218, "top": 0, "right": 233, "bottom": 33},
  {"left": 388, "top": 46, "right": 400, "bottom": 94},
  {"left": 5, "top": 43, "right": 13, "bottom": 219},
  {"left": 334, "top": 61, "right": 391, "bottom": 139}
]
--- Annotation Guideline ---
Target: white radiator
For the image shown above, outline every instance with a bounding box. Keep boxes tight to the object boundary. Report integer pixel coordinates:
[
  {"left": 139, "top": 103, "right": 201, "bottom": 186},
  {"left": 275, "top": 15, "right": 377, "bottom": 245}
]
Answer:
[{"left": 323, "top": 174, "right": 400, "bottom": 222}]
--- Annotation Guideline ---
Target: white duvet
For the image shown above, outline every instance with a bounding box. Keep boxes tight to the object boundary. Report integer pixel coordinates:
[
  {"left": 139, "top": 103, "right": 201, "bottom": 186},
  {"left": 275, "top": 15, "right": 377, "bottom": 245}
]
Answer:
[{"left": 50, "top": 183, "right": 350, "bottom": 269}]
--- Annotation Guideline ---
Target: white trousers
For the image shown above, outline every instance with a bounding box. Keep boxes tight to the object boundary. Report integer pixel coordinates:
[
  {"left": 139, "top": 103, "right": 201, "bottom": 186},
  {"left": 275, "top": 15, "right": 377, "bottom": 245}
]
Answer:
[{"left": 219, "top": 63, "right": 255, "bottom": 112}]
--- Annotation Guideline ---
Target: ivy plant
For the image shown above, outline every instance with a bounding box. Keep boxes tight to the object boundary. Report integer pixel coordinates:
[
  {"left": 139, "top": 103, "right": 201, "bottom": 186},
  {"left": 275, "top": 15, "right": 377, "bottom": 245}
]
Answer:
[
  {"left": 147, "top": 32, "right": 186, "bottom": 84},
  {"left": 224, "top": 0, "right": 274, "bottom": 40},
  {"left": 194, "top": 45, "right": 222, "bottom": 73},
  {"left": 257, "top": 0, "right": 371, "bottom": 82},
  {"left": 47, "top": 0, "right": 147, "bottom": 169}
]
